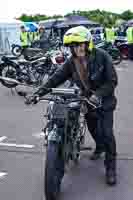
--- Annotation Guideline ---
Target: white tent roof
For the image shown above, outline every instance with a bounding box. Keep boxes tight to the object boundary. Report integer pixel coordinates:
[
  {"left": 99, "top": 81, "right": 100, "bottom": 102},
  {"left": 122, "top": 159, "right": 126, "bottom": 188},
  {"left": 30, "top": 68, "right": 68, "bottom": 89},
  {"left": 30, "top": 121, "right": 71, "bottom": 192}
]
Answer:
[{"left": 0, "top": 18, "right": 22, "bottom": 24}]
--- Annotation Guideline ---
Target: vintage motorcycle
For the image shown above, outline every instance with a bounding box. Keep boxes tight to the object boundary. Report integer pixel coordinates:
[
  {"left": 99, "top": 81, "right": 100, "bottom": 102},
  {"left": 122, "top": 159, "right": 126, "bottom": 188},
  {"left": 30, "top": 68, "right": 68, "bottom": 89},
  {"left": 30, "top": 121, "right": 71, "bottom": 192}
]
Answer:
[
  {"left": 96, "top": 41, "right": 122, "bottom": 65},
  {"left": 0, "top": 76, "right": 99, "bottom": 200},
  {"left": 0, "top": 51, "right": 65, "bottom": 89},
  {"left": 28, "top": 87, "right": 98, "bottom": 200}
]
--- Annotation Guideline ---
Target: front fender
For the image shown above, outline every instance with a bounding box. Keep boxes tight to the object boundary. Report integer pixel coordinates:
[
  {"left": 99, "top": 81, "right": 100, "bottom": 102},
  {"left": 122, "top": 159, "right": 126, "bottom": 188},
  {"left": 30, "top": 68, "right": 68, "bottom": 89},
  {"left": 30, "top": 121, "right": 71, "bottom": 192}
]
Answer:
[{"left": 48, "top": 123, "right": 64, "bottom": 143}]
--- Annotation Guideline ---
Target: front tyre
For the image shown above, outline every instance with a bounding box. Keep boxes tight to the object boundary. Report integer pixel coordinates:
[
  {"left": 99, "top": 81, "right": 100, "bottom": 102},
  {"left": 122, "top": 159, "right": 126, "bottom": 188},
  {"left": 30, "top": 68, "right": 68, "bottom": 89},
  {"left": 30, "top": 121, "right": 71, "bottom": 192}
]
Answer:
[
  {"left": 0, "top": 64, "right": 18, "bottom": 88},
  {"left": 45, "top": 142, "right": 64, "bottom": 200}
]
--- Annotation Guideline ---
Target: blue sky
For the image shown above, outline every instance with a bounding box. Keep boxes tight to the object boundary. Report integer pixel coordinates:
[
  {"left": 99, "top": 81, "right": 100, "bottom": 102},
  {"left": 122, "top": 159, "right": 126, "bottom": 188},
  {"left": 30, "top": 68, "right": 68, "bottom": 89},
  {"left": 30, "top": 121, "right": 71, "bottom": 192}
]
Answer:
[{"left": 1, "top": 0, "right": 133, "bottom": 19}]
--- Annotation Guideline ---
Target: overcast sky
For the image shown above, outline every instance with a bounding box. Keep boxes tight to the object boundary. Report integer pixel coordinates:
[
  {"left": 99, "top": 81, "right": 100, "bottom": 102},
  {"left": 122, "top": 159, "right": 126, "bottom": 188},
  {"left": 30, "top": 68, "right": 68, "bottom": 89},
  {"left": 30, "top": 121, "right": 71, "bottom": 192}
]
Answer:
[{"left": 1, "top": 0, "right": 133, "bottom": 19}]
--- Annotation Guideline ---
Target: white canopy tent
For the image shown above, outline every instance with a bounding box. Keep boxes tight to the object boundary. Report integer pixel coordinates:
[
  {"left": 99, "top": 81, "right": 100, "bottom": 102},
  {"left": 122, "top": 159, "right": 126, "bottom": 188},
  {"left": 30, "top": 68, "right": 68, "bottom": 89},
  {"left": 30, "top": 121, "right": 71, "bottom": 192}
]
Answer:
[{"left": 0, "top": 19, "right": 23, "bottom": 54}]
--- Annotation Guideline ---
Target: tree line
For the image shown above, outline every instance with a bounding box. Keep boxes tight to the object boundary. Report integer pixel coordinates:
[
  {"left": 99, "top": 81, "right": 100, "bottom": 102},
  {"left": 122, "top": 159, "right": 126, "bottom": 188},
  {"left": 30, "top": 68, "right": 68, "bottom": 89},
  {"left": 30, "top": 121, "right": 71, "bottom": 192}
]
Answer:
[{"left": 17, "top": 9, "right": 133, "bottom": 27}]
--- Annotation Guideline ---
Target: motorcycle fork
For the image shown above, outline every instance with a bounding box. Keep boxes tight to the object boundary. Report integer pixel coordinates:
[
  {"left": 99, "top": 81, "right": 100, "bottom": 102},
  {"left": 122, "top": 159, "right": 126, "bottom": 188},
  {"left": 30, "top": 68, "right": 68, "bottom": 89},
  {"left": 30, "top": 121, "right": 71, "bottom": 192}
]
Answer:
[{"left": 63, "top": 109, "right": 70, "bottom": 164}]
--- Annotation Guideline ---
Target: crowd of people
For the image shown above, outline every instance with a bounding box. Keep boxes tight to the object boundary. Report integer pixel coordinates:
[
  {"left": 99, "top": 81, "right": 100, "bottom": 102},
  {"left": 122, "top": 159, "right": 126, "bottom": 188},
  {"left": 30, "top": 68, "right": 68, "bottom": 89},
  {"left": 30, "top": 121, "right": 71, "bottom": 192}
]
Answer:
[
  {"left": 19, "top": 23, "right": 133, "bottom": 59},
  {"left": 20, "top": 25, "right": 49, "bottom": 49}
]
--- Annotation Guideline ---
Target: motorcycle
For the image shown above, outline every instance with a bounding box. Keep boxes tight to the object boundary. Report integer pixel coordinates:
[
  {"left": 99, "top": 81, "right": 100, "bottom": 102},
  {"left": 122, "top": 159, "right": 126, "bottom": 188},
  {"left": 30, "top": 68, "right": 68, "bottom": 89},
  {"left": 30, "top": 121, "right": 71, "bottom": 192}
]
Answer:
[
  {"left": 0, "top": 51, "right": 65, "bottom": 89},
  {"left": 96, "top": 41, "right": 122, "bottom": 65},
  {"left": 28, "top": 87, "right": 97, "bottom": 200},
  {"left": 11, "top": 37, "right": 62, "bottom": 58},
  {"left": 115, "top": 42, "right": 129, "bottom": 60},
  {"left": 11, "top": 44, "right": 44, "bottom": 59},
  {"left": 0, "top": 77, "right": 99, "bottom": 200}
]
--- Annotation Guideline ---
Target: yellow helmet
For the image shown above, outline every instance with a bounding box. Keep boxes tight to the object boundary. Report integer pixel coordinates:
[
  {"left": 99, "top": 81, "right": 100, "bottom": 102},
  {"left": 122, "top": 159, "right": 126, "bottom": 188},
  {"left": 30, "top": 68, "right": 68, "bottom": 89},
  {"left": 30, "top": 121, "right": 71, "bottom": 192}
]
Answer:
[{"left": 63, "top": 26, "right": 92, "bottom": 45}]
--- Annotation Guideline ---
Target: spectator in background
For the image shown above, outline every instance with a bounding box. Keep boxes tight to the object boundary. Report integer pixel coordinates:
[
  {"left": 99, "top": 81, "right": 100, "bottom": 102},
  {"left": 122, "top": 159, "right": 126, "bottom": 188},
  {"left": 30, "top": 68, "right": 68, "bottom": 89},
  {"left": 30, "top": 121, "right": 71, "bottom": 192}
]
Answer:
[
  {"left": 20, "top": 26, "right": 29, "bottom": 48},
  {"left": 126, "top": 26, "right": 133, "bottom": 60}
]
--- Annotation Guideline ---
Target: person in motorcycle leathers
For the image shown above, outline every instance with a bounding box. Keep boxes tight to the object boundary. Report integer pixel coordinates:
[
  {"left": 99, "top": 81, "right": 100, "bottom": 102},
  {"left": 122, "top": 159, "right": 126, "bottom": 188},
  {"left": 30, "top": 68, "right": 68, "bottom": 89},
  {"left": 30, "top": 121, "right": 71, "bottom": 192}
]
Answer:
[{"left": 25, "top": 26, "right": 118, "bottom": 186}]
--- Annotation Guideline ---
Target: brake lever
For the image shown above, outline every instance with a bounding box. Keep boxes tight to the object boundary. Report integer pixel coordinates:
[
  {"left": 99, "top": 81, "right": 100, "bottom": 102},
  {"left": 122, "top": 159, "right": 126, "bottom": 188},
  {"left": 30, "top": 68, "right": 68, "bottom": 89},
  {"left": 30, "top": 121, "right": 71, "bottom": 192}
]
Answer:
[{"left": 83, "top": 97, "right": 102, "bottom": 110}]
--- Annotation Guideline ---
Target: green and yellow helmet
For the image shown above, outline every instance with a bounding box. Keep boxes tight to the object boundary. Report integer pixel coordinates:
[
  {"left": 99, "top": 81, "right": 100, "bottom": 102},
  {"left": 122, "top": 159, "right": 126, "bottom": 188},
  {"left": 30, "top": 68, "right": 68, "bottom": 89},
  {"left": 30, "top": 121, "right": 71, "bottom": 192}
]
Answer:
[{"left": 63, "top": 26, "right": 92, "bottom": 45}]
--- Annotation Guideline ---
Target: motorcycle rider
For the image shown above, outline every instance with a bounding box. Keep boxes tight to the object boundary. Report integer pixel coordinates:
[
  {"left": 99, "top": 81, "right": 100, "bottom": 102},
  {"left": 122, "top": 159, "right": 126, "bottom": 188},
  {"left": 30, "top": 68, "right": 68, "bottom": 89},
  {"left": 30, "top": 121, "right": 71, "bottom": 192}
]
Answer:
[{"left": 25, "top": 26, "right": 118, "bottom": 186}]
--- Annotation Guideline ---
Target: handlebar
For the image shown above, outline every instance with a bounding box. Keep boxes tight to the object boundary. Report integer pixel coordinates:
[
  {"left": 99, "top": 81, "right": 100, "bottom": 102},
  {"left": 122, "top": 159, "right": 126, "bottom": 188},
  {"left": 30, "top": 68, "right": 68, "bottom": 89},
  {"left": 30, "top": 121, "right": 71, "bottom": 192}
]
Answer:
[
  {"left": 0, "top": 75, "right": 101, "bottom": 109},
  {"left": 38, "top": 95, "right": 100, "bottom": 109},
  {"left": 48, "top": 88, "right": 80, "bottom": 96}
]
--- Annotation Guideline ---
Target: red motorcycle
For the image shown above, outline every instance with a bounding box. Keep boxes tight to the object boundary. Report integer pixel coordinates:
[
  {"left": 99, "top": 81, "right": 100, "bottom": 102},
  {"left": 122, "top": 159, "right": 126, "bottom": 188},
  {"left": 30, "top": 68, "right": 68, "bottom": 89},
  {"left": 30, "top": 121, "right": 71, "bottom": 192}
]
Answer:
[{"left": 114, "top": 41, "right": 129, "bottom": 60}]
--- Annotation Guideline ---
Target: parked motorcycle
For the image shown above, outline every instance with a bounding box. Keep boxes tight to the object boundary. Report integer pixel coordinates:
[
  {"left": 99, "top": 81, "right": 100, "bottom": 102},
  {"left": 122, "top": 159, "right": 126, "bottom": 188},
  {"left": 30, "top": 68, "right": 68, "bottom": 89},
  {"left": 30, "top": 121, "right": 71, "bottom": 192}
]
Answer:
[
  {"left": 0, "top": 51, "right": 65, "bottom": 89},
  {"left": 115, "top": 42, "right": 129, "bottom": 60},
  {"left": 11, "top": 37, "right": 62, "bottom": 58},
  {"left": 96, "top": 41, "right": 122, "bottom": 65}
]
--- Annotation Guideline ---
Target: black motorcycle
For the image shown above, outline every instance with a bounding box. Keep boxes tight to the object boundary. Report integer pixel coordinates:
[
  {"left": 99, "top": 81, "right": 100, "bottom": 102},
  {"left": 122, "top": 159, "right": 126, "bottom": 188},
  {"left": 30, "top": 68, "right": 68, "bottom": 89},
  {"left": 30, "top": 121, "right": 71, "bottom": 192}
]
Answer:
[
  {"left": 32, "top": 88, "right": 98, "bottom": 200},
  {"left": 0, "top": 75, "right": 99, "bottom": 199},
  {"left": 0, "top": 52, "right": 65, "bottom": 89},
  {"left": 0, "top": 55, "right": 47, "bottom": 88},
  {"left": 11, "top": 37, "right": 62, "bottom": 59},
  {"left": 96, "top": 41, "right": 122, "bottom": 65}
]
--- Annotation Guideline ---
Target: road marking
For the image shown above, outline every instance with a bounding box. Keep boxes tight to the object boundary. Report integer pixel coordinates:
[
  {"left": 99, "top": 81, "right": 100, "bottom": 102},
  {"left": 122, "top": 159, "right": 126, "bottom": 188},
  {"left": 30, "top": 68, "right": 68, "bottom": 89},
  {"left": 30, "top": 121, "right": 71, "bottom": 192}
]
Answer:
[
  {"left": 116, "top": 67, "right": 128, "bottom": 71},
  {"left": 33, "top": 132, "right": 45, "bottom": 138},
  {"left": 0, "top": 143, "right": 34, "bottom": 148},
  {"left": 0, "top": 136, "right": 7, "bottom": 142},
  {"left": 0, "top": 172, "right": 7, "bottom": 179},
  {"left": 116, "top": 67, "right": 124, "bottom": 71}
]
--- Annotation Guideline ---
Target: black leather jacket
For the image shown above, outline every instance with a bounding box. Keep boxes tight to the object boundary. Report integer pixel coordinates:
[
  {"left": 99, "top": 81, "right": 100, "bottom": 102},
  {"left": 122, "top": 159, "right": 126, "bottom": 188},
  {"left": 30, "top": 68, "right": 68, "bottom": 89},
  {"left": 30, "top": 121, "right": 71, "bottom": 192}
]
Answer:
[{"left": 36, "top": 48, "right": 118, "bottom": 111}]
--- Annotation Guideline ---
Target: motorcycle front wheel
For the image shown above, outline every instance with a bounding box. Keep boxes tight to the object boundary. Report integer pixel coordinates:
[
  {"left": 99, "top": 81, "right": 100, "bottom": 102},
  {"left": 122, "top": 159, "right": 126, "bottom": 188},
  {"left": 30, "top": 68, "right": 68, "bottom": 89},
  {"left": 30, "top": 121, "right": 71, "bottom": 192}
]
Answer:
[
  {"left": 44, "top": 141, "right": 64, "bottom": 200},
  {"left": 0, "top": 64, "right": 18, "bottom": 88}
]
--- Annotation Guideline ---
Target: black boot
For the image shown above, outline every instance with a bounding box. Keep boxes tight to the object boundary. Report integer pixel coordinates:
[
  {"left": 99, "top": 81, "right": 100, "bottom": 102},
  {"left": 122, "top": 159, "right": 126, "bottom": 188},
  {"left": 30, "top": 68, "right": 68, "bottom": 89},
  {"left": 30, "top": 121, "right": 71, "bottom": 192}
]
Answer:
[
  {"left": 106, "top": 168, "right": 117, "bottom": 186},
  {"left": 105, "top": 160, "right": 117, "bottom": 186}
]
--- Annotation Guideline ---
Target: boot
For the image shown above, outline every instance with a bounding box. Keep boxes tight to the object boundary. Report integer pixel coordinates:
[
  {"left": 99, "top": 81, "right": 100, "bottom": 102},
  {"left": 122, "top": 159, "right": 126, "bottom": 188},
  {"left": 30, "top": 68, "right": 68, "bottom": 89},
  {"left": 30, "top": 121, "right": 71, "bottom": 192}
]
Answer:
[
  {"left": 105, "top": 160, "right": 117, "bottom": 186},
  {"left": 106, "top": 168, "right": 117, "bottom": 186}
]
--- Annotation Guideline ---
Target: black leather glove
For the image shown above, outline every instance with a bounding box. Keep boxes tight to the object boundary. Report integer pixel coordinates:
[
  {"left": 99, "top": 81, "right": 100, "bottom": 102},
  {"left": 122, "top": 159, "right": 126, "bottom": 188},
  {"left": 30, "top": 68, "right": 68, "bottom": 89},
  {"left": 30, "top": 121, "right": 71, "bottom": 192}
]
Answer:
[
  {"left": 25, "top": 94, "right": 39, "bottom": 105},
  {"left": 89, "top": 94, "right": 101, "bottom": 107}
]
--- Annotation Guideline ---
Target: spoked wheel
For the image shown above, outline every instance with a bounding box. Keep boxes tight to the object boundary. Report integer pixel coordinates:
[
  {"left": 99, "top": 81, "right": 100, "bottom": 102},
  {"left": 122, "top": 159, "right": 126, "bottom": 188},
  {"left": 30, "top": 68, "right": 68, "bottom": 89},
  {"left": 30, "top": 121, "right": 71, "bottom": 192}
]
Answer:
[{"left": 0, "top": 64, "right": 18, "bottom": 88}]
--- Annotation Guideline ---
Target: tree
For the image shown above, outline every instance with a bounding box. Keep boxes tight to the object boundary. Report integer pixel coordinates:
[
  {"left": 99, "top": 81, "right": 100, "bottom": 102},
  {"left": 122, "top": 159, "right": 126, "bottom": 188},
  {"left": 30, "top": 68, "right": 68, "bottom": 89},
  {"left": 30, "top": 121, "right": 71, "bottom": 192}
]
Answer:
[
  {"left": 121, "top": 10, "right": 133, "bottom": 20},
  {"left": 17, "top": 9, "right": 133, "bottom": 27}
]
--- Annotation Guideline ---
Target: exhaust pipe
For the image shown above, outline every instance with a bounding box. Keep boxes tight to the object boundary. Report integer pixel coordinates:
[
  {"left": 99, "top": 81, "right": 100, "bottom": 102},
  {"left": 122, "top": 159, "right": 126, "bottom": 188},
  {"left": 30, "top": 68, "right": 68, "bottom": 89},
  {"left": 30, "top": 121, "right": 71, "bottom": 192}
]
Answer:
[
  {"left": 0, "top": 76, "right": 34, "bottom": 88},
  {"left": 0, "top": 76, "right": 21, "bottom": 85}
]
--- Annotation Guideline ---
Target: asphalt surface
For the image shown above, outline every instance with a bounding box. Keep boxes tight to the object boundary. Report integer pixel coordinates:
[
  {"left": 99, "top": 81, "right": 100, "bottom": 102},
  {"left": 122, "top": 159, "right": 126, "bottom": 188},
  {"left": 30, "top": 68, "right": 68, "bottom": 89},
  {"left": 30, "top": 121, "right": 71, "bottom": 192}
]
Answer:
[{"left": 0, "top": 60, "right": 133, "bottom": 200}]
